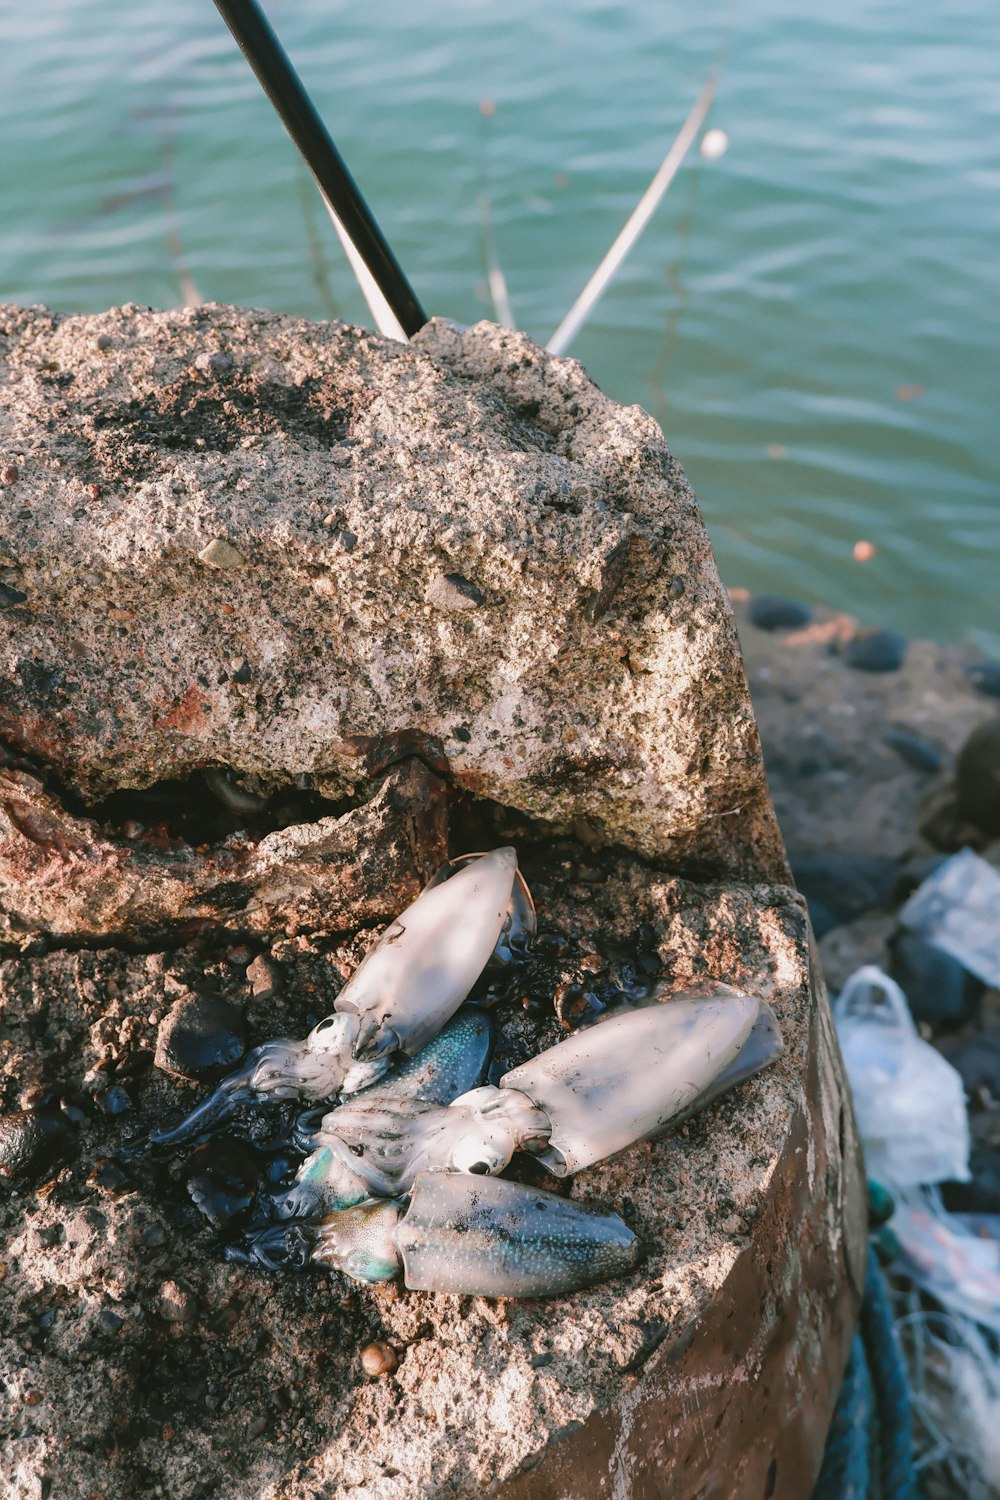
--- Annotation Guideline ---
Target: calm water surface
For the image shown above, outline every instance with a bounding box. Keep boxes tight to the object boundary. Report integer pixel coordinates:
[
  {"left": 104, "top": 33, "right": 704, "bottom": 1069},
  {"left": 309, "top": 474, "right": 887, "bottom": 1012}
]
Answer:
[{"left": 2, "top": 0, "right": 998, "bottom": 651}]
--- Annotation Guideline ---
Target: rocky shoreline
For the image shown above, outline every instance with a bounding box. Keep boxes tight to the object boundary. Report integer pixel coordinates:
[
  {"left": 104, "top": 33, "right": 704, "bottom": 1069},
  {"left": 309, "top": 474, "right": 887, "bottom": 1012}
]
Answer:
[{"left": 733, "top": 588, "right": 1000, "bottom": 1213}]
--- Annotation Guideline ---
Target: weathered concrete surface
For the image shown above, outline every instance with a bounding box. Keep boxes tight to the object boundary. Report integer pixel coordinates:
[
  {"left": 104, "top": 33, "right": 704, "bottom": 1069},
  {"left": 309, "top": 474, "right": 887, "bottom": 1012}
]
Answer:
[
  {"left": 0, "top": 758, "right": 448, "bottom": 946},
  {"left": 0, "top": 306, "right": 861, "bottom": 1500},
  {"left": 0, "top": 304, "right": 784, "bottom": 880},
  {"left": 0, "top": 854, "right": 863, "bottom": 1500},
  {"left": 499, "top": 953, "right": 865, "bottom": 1500}
]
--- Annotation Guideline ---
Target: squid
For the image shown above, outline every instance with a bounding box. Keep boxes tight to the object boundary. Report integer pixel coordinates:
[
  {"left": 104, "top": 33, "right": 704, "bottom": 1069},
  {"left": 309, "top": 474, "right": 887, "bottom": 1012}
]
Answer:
[
  {"left": 151, "top": 847, "right": 519, "bottom": 1146},
  {"left": 279, "top": 985, "right": 783, "bottom": 1210},
  {"left": 244, "top": 1171, "right": 643, "bottom": 1298},
  {"left": 152, "top": 845, "right": 784, "bottom": 1299}
]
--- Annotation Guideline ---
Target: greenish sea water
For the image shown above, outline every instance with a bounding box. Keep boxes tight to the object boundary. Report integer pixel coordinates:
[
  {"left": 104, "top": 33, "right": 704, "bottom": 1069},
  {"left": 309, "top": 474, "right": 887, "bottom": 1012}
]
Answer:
[{"left": 2, "top": 0, "right": 998, "bottom": 652}]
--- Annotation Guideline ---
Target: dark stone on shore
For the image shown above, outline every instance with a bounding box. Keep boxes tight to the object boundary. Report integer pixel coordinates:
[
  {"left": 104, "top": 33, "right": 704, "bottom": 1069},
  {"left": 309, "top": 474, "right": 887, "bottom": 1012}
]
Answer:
[
  {"left": 883, "top": 728, "right": 943, "bottom": 774},
  {"left": 888, "top": 934, "right": 984, "bottom": 1030},
  {"left": 941, "top": 1147, "right": 1000, "bottom": 1214},
  {"left": 843, "top": 629, "right": 908, "bottom": 674},
  {"left": 747, "top": 595, "right": 813, "bottom": 632},
  {"left": 0, "top": 1109, "right": 76, "bottom": 1184},
  {"left": 916, "top": 785, "right": 983, "bottom": 852},
  {"left": 967, "top": 662, "right": 1000, "bottom": 699},
  {"left": 867, "top": 1181, "right": 896, "bottom": 1228},
  {"left": 955, "top": 716, "right": 1000, "bottom": 835},
  {"left": 790, "top": 854, "right": 899, "bottom": 937},
  {"left": 154, "top": 992, "right": 247, "bottom": 1081}
]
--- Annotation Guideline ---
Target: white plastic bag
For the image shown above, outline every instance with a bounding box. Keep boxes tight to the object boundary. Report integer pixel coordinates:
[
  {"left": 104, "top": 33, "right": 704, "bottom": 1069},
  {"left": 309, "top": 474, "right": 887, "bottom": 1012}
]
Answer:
[
  {"left": 833, "top": 965, "right": 970, "bottom": 1188},
  {"left": 899, "top": 848, "right": 1000, "bottom": 988}
]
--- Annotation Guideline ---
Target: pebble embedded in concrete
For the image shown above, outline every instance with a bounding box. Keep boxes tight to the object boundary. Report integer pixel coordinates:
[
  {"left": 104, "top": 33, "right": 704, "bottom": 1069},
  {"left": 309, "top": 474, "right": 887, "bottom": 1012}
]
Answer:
[
  {"left": 159, "top": 1278, "right": 197, "bottom": 1327},
  {"left": 360, "top": 1341, "right": 399, "bottom": 1377},
  {"left": 154, "top": 993, "right": 247, "bottom": 1081},
  {"left": 194, "top": 351, "right": 234, "bottom": 376},
  {"left": 0, "top": 1110, "right": 76, "bottom": 1184},
  {"left": 245, "top": 954, "right": 280, "bottom": 1002},
  {"left": 198, "top": 538, "right": 245, "bottom": 570},
  {"left": 425, "top": 572, "right": 484, "bottom": 611}
]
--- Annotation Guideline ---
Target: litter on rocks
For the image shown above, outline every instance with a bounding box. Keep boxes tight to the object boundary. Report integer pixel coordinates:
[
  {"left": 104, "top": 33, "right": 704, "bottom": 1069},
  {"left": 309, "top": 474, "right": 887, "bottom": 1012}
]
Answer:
[
  {"left": 834, "top": 963, "right": 1000, "bottom": 1497},
  {"left": 833, "top": 966, "right": 970, "bottom": 1190},
  {"left": 899, "top": 848, "right": 1000, "bottom": 989}
]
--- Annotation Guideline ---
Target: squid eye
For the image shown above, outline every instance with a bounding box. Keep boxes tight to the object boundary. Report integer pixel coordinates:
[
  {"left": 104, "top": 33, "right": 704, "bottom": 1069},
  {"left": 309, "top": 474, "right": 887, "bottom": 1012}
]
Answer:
[
  {"left": 451, "top": 1135, "right": 506, "bottom": 1176},
  {"left": 314, "top": 1017, "right": 336, "bottom": 1032}
]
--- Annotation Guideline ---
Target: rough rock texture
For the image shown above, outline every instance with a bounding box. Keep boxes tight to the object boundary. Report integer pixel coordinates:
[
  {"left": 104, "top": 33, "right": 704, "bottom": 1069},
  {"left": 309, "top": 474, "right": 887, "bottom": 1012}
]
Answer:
[
  {"left": 0, "top": 304, "right": 784, "bottom": 880},
  {"left": 0, "top": 307, "right": 861, "bottom": 1500},
  {"left": 0, "top": 759, "right": 447, "bottom": 947}
]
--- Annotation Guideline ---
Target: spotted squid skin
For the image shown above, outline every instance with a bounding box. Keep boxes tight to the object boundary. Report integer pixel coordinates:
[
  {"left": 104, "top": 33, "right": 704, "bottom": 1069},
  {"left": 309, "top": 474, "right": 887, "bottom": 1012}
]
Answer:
[
  {"left": 279, "top": 1011, "right": 495, "bottom": 1215},
  {"left": 308, "top": 1173, "right": 640, "bottom": 1296},
  {"left": 353, "top": 1009, "right": 494, "bottom": 1107},
  {"left": 397, "top": 1172, "right": 641, "bottom": 1297}
]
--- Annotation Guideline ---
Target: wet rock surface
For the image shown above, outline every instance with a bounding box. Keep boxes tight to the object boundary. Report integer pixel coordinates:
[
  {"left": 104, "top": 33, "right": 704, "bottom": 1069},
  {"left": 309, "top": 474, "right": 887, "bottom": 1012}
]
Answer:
[
  {"left": 955, "top": 715, "right": 1000, "bottom": 835},
  {"left": 888, "top": 934, "right": 984, "bottom": 1031},
  {"left": 0, "top": 304, "right": 784, "bottom": 879},
  {"left": 731, "top": 591, "right": 996, "bottom": 868},
  {"left": 789, "top": 853, "right": 898, "bottom": 938},
  {"left": 842, "top": 627, "right": 908, "bottom": 674},
  {"left": 746, "top": 593, "right": 813, "bottom": 632}
]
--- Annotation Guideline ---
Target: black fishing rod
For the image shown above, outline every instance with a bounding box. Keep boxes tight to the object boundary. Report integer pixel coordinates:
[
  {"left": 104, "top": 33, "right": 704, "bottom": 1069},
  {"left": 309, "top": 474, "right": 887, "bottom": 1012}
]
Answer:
[{"left": 213, "top": 0, "right": 427, "bottom": 338}]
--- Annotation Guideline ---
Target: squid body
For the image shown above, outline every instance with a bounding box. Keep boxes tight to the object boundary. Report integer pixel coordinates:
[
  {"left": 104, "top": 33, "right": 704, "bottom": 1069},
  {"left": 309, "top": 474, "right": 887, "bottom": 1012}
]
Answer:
[
  {"left": 152, "top": 848, "right": 518, "bottom": 1146},
  {"left": 284, "top": 985, "right": 783, "bottom": 1213}
]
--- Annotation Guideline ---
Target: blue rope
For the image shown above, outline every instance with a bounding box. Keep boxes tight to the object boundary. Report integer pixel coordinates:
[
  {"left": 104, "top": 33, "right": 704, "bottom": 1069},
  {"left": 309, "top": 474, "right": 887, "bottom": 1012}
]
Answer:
[
  {"left": 861, "top": 1247, "right": 916, "bottom": 1500},
  {"left": 811, "top": 1331, "right": 873, "bottom": 1500},
  {"left": 812, "top": 1246, "right": 917, "bottom": 1500}
]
